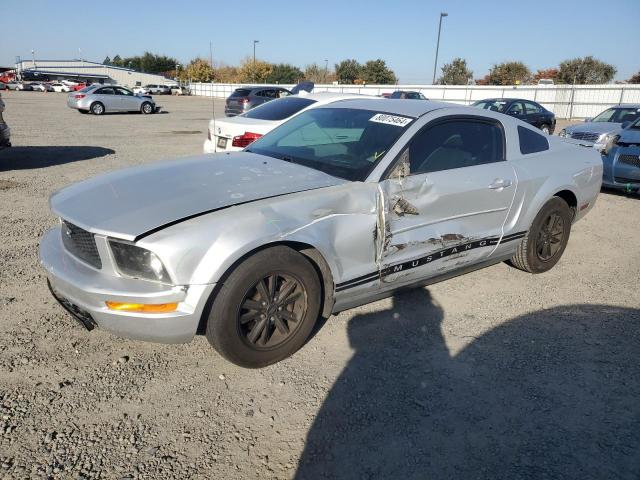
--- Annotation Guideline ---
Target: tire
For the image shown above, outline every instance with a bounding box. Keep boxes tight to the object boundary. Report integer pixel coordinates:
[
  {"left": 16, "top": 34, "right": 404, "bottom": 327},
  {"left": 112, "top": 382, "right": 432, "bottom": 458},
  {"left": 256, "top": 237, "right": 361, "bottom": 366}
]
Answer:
[
  {"left": 509, "top": 197, "right": 572, "bottom": 274},
  {"left": 141, "top": 102, "right": 153, "bottom": 114},
  {"left": 205, "top": 246, "right": 322, "bottom": 368},
  {"left": 90, "top": 102, "right": 105, "bottom": 115},
  {"left": 540, "top": 124, "right": 551, "bottom": 135}
]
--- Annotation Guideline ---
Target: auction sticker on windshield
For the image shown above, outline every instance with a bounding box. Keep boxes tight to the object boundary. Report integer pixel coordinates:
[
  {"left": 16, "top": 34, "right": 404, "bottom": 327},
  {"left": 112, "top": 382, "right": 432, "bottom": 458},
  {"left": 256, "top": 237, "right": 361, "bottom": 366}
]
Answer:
[{"left": 369, "top": 113, "right": 413, "bottom": 127}]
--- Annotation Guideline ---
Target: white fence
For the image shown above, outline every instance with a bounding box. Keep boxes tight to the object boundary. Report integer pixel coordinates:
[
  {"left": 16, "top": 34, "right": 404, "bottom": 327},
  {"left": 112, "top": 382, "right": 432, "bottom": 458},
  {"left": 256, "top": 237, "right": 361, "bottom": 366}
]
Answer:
[{"left": 188, "top": 82, "right": 640, "bottom": 119}]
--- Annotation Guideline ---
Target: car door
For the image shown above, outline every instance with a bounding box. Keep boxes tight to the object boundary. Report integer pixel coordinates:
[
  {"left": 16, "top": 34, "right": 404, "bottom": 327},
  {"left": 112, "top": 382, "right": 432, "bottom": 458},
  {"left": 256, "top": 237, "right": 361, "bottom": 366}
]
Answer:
[
  {"left": 523, "top": 101, "right": 543, "bottom": 128},
  {"left": 377, "top": 116, "right": 516, "bottom": 287},
  {"left": 115, "top": 87, "right": 140, "bottom": 111},
  {"left": 93, "top": 87, "right": 117, "bottom": 111}
]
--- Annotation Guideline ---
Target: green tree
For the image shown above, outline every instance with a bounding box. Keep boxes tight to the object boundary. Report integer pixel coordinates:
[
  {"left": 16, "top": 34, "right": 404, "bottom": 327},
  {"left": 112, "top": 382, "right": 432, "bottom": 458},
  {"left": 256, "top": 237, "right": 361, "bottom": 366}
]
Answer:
[
  {"left": 102, "top": 56, "right": 111, "bottom": 65},
  {"left": 305, "top": 63, "right": 328, "bottom": 83},
  {"left": 629, "top": 71, "right": 640, "bottom": 84},
  {"left": 487, "top": 61, "right": 532, "bottom": 85},
  {"left": 360, "top": 59, "right": 397, "bottom": 84},
  {"left": 266, "top": 63, "right": 303, "bottom": 84},
  {"left": 438, "top": 58, "right": 473, "bottom": 85},
  {"left": 111, "top": 55, "right": 123, "bottom": 67},
  {"left": 557, "top": 56, "right": 617, "bottom": 84},
  {"left": 119, "top": 52, "right": 179, "bottom": 74},
  {"left": 335, "top": 59, "right": 362, "bottom": 84}
]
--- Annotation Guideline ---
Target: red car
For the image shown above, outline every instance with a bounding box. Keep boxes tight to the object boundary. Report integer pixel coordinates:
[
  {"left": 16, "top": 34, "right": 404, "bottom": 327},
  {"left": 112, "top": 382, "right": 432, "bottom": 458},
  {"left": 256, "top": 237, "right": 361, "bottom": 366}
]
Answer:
[{"left": 71, "top": 83, "right": 87, "bottom": 91}]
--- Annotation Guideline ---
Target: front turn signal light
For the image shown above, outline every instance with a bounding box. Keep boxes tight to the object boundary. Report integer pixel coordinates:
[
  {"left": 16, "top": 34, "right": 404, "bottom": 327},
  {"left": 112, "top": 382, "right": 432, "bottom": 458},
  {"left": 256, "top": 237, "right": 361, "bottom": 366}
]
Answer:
[{"left": 105, "top": 301, "right": 178, "bottom": 313}]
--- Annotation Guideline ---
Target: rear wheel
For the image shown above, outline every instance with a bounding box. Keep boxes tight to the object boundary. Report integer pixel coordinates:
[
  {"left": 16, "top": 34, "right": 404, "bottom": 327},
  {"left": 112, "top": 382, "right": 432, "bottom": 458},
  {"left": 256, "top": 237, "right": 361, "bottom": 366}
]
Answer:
[
  {"left": 509, "top": 197, "right": 572, "bottom": 273},
  {"left": 205, "top": 246, "right": 321, "bottom": 368},
  {"left": 141, "top": 102, "right": 153, "bottom": 114},
  {"left": 90, "top": 102, "right": 104, "bottom": 115}
]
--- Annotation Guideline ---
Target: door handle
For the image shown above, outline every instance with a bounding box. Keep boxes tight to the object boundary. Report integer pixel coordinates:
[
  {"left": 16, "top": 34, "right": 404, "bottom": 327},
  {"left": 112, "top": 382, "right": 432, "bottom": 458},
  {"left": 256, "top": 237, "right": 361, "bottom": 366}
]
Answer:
[{"left": 488, "top": 178, "right": 512, "bottom": 190}]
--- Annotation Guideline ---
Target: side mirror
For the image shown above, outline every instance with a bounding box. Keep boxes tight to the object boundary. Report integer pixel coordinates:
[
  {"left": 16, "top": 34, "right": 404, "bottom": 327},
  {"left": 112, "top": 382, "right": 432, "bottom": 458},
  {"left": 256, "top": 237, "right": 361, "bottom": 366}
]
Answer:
[
  {"left": 389, "top": 149, "right": 410, "bottom": 179},
  {"left": 584, "top": 117, "right": 592, "bottom": 122},
  {"left": 621, "top": 121, "right": 631, "bottom": 130}
]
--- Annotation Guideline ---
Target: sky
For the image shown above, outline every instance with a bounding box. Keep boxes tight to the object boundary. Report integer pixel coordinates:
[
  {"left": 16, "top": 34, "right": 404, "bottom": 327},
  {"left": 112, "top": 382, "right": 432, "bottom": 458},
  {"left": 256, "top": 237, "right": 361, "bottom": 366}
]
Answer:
[{"left": 1, "top": 0, "right": 638, "bottom": 83}]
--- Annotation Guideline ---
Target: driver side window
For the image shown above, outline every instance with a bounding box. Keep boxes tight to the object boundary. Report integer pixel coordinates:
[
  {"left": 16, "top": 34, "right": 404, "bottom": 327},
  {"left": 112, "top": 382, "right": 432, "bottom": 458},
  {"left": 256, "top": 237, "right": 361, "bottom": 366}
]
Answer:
[{"left": 407, "top": 119, "right": 505, "bottom": 175}]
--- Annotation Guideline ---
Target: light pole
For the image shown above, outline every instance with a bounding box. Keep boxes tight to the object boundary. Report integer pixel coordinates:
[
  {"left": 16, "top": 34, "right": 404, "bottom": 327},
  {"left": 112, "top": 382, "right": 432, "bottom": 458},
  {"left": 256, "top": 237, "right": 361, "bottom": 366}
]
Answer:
[
  {"left": 253, "top": 40, "right": 259, "bottom": 82},
  {"left": 31, "top": 49, "right": 36, "bottom": 69},
  {"left": 324, "top": 59, "right": 328, "bottom": 83},
  {"left": 432, "top": 12, "right": 448, "bottom": 84}
]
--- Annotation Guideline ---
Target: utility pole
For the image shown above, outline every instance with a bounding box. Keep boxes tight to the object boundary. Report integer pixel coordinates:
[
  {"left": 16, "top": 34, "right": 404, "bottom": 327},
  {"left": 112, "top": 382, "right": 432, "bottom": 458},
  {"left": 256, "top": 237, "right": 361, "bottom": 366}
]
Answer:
[
  {"left": 253, "top": 40, "right": 259, "bottom": 82},
  {"left": 324, "top": 59, "right": 328, "bottom": 83},
  {"left": 432, "top": 12, "right": 448, "bottom": 84}
]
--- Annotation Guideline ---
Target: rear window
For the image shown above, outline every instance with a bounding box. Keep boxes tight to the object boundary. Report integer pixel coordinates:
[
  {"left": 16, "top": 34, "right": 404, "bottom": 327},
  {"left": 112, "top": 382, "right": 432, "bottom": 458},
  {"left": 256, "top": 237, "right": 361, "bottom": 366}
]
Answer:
[
  {"left": 231, "top": 89, "right": 251, "bottom": 97},
  {"left": 518, "top": 126, "right": 549, "bottom": 155},
  {"left": 243, "top": 97, "right": 316, "bottom": 121}
]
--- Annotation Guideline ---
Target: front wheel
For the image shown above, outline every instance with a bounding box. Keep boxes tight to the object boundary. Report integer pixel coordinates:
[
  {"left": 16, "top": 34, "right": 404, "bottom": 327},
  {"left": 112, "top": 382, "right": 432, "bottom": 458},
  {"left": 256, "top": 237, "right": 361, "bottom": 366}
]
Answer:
[
  {"left": 205, "top": 246, "right": 321, "bottom": 368},
  {"left": 141, "top": 102, "right": 153, "bottom": 114},
  {"left": 509, "top": 197, "right": 572, "bottom": 273}
]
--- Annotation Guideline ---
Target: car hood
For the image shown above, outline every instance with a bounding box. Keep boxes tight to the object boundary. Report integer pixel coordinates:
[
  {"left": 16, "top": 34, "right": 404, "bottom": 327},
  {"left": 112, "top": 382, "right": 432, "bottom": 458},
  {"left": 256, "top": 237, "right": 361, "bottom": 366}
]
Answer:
[
  {"left": 50, "top": 152, "right": 347, "bottom": 241},
  {"left": 565, "top": 122, "right": 623, "bottom": 135}
]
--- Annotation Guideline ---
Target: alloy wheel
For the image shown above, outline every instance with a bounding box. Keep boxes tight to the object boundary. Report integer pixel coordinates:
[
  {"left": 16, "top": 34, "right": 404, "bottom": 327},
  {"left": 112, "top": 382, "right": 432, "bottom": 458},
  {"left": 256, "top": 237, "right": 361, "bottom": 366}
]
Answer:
[
  {"left": 237, "top": 273, "right": 307, "bottom": 349},
  {"left": 536, "top": 212, "right": 564, "bottom": 261}
]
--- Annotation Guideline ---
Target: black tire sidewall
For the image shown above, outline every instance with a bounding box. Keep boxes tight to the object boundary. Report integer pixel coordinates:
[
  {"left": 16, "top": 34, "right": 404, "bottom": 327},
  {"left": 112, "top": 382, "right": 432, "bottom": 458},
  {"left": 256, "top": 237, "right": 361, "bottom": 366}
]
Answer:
[
  {"left": 526, "top": 197, "right": 572, "bottom": 273},
  {"left": 141, "top": 102, "right": 152, "bottom": 114},
  {"left": 206, "top": 247, "right": 321, "bottom": 368}
]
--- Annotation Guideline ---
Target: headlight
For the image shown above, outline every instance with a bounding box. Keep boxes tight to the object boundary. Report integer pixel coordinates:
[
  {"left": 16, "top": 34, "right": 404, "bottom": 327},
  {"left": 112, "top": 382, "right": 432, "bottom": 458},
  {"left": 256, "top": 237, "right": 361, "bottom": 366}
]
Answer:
[
  {"left": 558, "top": 129, "right": 567, "bottom": 138},
  {"left": 109, "top": 239, "right": 170, "bottom": 282},
  {"left": 593, "top": 133, "right": 619, "bottom": 154}
]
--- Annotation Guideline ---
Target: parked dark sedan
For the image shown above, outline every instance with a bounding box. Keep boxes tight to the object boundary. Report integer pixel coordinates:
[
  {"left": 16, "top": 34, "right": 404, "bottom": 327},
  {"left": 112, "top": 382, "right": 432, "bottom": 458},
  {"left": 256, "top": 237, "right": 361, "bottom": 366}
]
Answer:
[
  {"left": 224, "top": 82, "right": 314, "bottom": 117},
  {"left": 472, "top": 98, "right": 556, "bottom": 134},
  {"left": 388, "top": 90, "right": 428, "bottom": 100}
]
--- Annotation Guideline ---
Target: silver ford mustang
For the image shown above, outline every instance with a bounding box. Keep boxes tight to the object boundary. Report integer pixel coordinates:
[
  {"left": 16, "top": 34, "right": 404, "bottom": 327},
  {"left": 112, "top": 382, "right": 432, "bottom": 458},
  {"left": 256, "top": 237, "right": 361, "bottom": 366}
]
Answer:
[{"left": 40, "top": 99, "right": 602, "bottom": 367}]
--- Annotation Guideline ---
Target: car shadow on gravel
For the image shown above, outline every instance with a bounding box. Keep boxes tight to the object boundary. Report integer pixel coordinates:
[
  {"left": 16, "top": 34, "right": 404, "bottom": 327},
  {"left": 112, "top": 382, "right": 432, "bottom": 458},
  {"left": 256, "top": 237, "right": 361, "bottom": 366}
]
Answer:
[
  {"left": 295, "top": 289, "right": 640, "bottom": 480},
  {"left": 0, "top": 146, "right": 115, "bottom": 171}
]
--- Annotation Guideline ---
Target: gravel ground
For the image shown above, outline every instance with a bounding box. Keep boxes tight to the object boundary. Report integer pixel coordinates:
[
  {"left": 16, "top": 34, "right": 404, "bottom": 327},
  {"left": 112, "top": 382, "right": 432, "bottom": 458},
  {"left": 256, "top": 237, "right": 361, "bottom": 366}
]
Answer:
[{"left": 0, "top": 91, "right": 639, "bottom": 480}]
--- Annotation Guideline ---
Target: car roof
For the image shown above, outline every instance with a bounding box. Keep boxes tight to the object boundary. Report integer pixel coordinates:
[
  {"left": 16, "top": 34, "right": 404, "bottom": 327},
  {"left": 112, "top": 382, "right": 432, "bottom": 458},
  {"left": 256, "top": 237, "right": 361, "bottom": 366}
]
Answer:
[
  {"left": 314, "top": 98, "right": 453, "bottom": 117},
  {"left": 608, "top": 104, "right": 640, "bottom": 109},
  {"left": 477, "top": 98, "right": 536, "bottom": 103},
  {"left": 300, "top": 92, "right": 373, "bottom": 102}
]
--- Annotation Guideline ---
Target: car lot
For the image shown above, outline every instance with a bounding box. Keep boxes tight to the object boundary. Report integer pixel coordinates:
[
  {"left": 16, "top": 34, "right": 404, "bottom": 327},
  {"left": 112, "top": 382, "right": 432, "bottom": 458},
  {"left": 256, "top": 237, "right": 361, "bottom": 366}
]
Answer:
[{"left": 0, "top": 91, "right": 639, "bottom": 479}]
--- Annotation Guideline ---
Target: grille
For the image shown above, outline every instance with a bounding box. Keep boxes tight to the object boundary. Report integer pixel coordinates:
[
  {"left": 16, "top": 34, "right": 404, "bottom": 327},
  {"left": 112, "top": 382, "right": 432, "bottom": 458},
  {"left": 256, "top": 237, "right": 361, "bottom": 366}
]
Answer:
[
  {"left": 619, "top": 154, "right": 640, "bottom": 168},
  {"left": 569, "top": 131, "right": 600, "bottom": 142},
  {"left": 61, "top": 221, "right": 102, "bottom": 269}
]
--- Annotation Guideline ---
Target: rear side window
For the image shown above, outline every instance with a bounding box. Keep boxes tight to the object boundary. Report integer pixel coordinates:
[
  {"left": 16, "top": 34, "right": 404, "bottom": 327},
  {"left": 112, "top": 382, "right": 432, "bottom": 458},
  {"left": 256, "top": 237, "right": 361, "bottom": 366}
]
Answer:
[
  {"left": 524, "top": 101, "right": 541, "bottom": 114},
  {"left": 518, "top": 126, "right": 549, "bottom": 154},
  {"left": 408, "top": 119, "right": 505, "bottom": 175},
  {"left": 231, "top": 89, "right": 251, "bottom": 97},
  {"left": 243, "top": 97, "right": 316, "bottom": 121}
]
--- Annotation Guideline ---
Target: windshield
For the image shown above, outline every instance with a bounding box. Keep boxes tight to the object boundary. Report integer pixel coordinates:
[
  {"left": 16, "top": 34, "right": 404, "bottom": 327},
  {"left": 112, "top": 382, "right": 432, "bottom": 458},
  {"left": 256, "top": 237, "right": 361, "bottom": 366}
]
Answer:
[
  {"left": 472, "top": 100, "right": 508, "bottom": 112},
  {"left": 246, "top": 108, "right": 413, "bottom": 181},
  {"left": 592, "top": 107, "right": 640, "bottom": 123},
  {"left": 242, "top": 97, "right": 316, "bottom": 121}
]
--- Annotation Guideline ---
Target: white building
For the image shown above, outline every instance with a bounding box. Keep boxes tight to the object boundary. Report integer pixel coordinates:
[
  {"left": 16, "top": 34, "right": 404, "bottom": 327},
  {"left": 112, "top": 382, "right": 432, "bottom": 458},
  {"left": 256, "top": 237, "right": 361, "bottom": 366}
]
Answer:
[{"left": 15, "top": 59, "right": 176, "bottom": 87}]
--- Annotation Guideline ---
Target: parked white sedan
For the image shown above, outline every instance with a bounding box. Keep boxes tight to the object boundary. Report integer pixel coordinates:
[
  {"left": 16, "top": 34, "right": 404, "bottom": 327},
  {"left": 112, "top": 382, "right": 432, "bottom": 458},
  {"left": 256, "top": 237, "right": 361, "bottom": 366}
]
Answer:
[
  {"left": 50, "top": 83, "right": 72, "bottom": 93},
  {"left": 203, "top": 93, "right": 371, "bottom": 153}
]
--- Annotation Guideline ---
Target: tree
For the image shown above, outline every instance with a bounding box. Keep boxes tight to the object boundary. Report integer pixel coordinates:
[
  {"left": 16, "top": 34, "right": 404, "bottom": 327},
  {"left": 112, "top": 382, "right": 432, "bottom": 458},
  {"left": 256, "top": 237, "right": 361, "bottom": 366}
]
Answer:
[
  {"left": 178, "top": 58, "right": 215, "bottom": 83},
  {"left": 111, "top": 55, "right": 123, "bottom": 67},
  {"left": 335, "top": 59, "right": 361, "bottom": 84},
  {"left": 216, "top": 64, "right": 241, "bottom": 83},
  {"left": 486, "top": 61, "right": 532, "bottom": 85},
  {"left": 557, "top": 56, "right": 616, "bottom": 84},
  {"left": 239, "top": 57, "right": 273, "bottom": 83},
  {"left": 102, "top": 56, "right": 111, "bottom": 66},
  {"left": 629, "top": 71, "right": 640, "bottom": 84},
  {"left": 438, "top": 58, "right": 473, "bottom": 85},
  {"left": 360, "top": 59, "right": 397, "bottom": 84},
  {"left": 266, "top": 63, "right": 303, "bottom": 84},
  {"left": 121, "top": 52, "right": 178, "bottom": 75},
  {"left": 533, "top": 68, "right": 559, "bottom": 83}
]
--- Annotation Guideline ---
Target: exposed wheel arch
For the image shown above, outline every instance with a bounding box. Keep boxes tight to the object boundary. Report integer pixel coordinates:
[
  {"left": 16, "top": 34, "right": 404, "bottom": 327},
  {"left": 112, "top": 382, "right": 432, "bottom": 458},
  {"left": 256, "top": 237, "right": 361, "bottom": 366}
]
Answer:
[
  {"left": 553, "top": 189, "right": 577, "bottom": 220},
  {"left": 196, "top": 241, "right": 335, "bottom": 335}
]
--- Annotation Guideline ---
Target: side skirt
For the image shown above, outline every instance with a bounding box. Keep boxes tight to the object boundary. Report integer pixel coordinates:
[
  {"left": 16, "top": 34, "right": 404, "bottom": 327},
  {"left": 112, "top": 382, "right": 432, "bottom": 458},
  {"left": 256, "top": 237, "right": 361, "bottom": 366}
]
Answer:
[{"left": 331, "top": 252, "right": 515, "bottom": 314}]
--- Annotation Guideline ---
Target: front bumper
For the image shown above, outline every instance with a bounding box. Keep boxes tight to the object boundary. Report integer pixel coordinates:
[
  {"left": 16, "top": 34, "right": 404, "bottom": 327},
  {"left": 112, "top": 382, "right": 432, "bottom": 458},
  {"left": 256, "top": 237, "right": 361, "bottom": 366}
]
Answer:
[
  {"left": 602, "top": 147, "right": 640, "bottom": 193},
  {"left": 39, "top": 226, "right": 215, "bottom": 343}
]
